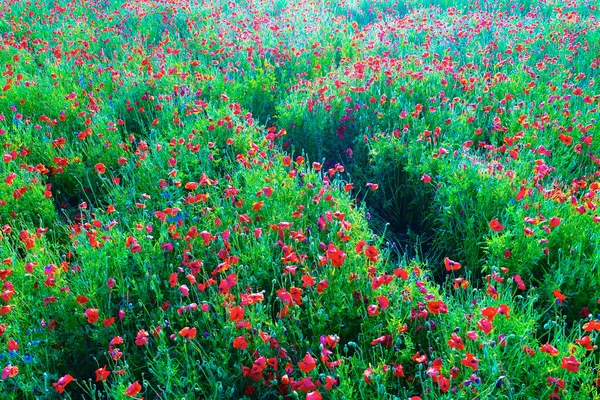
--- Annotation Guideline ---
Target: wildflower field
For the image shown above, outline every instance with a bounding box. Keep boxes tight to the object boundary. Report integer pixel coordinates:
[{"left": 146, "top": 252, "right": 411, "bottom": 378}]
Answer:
[{"left": 0, "top": 0, "right": 599, "bottom": 398}]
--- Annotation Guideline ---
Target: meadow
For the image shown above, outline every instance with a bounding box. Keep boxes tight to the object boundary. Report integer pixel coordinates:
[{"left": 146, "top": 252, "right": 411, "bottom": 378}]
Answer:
[{"left": 0, "top": 0, "right": 599, "bottom": 398}]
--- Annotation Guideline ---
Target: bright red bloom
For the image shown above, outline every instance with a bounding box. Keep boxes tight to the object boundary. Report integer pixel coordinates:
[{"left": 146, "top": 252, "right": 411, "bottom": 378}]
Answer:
[
  {"left": 326, "top": 242, "right": 346, "bottom": 267},
  {"left": 540, "top": 343, "right": 560, "bottom": 356},
  {"left": 412, "top": 352, "right": 427, "bottom": 363},
  {"left": 298, "top": 353, "right": 316, "bottom": 373},
  {"left": 233, "top": 335, "right": 248, "bottom": 350},
  {"left": 364, "top": 246, "right": 379, "bottom": 262},
  {"left": 367, "top": 304, "right": 380, "bottom": 317},
  {"left": 486, "top": 284, "right": 499, "bottom": 299},
  {"left": 229, "top": 306, "right": 244, "bottom": 322},
  {"left": 583, "top": 320, "right": 600, "bottom": 332},
  {"left": 294, "top": 377, "right": 316, "bottom": 392},
  {"left": 53, "top": 374, "right": 75, "bottom": 394},
  {"left": 325, "top": 375, "right": 338, "bottom": 389},
  {"left": 84, "top": 308, "right": 99, "bottom": 324},
  {"left": 316, "top": 280, "right": 328, "bottom": 294},
  {"left": 438, "top": 375, "right": 450, "bottom": 393},
  {"left": 306, "top": 390, "right": 323, "bottom": 400},
  {"left": 124, "top": 381, "right": 142, "bottom": 397},
  {"left": 95, "top": 366, "right": 110, "bottom": 382},
  {"left": 355, "top": 240, "right": 366, "bottom": 254},
  {"left": 448, "top": 333, "right": 464, "bottom": 350},
  {"left": 481, "top": 306, "right": 498, "bottom": 321},
  {"left": 489, "top": 219, "right": 504, "bottom": 232},
  {"left": 7, "top": 339, "right": 18, "bottom": 351},
  {"left": 377, "top": 295, "right": 389, "bottom": 310},
  {"left": 466, "top": 331, "right": 479, "bottom": 340},
  {"left": 553, "top": 289, "right": 567, "bottom": 304},
  {"left": 135, "top": 329, "right": 149, "bottom": 346},
  {"left": 301, "top": 274, "right": 316, "bottom": 288},
  {"left": 94, "top": 163, "right": 106, "bottom": 174},
  {"left": 522, "top": 345, "right": 535, "bottom": 356},
  {"left": 560, "top": 355, "right": 581, "bottom": 372},
  {"left": 477, "top": 318, "right": 493, "bottom": 335},
  {"left": 547, "top": 376, "right": 565, "bottom": 389},
  {"left": 179, "top": 327, "right": 196, "bottom": 340},
  {"left": 444, "top": 257, "right": 461, "bottom": 271},
  {"left": 394, "top": 268, "right": 409, "bottom": 279},
  {"left": 575, "top": 335, "right": 595, "bottom": 350},
  {"left": 461, "top": 353, "right": 479, "bottom": 370},
  {"left": 427, "top": 301, "right": 448, "bottom": 314},
  {"left": 393, "top": 363, "right": 405, "bottom": 378},
  {"left": 549, "top": 217, "right": 561, "bottom": 227},
  {"left": 371, "top": 334, "right": 393, "bottom": 347},
  {"left": 498, "top": 304, "right": 510, "bottom": 318}
]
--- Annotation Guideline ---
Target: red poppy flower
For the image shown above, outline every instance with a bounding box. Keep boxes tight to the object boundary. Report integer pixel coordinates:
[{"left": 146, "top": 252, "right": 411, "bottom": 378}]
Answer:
[
  {"left": 477, "top": 318, "right": 493, "bottom": 335},
  {"left": 179, "top": 327, "right": 197, "bottom": 340},
  {"left": 7, "top": 339, "right": 18, "bottom": 351},
  {"left": 549, "top": 217, "right": 561, "bottom": 227},
  {"left": 325, "top": 375, "right": 338, "bottom": 389},
  {"left": 547, "top": 376, "right": 565, "bottom": 389},
  {"left": 497, "top": 304, "right": 510, "bottom": 318},
  {"left": 448, "top": 333, "right": 464, "bottom": 350},
  {"left": 233, "top": 335, "right": 248, "bottom": 350},
  {"left": 412, "top": 351, "right": 427, "bottom": 363},
  {"left": 392, "top": 363, "right": 405, "bottom": 378},
  {"left": 560, "top": 355, "right": 581, "bottom": 372},
  {"left": 229, "top": 306, "right": 244, "bottom": 322},
  {"left": 540, "top": 343, "right": 560, "bottom": 356},
  {"left": 444, "top": 257, "right": 461, "bottom": 271},
  {"left": 94, "top": 163, "right": 106, "bottom": 174},
  {"left": 135, "top": 329, "right": 149, "bottom": 346},
  {"left": 316, "top": 280, "right": 328, "bottom": 294},
  {"left": 489, "top": 219, "right": 504, "bottom": 232},
  {"left": 575, "top": 335, "right": 595, "bottom": 351},
  {"left": 553, "top": 289, "right": 567, "bottom": 304},
  {"left": 294, "top": 377, "right": 317, "bottom": 392},
  {"left": 306, "top": 390, "right": 322, "bottom": 400},
  {"left": 522, "top": 345, "right": 535, "bottom": 356},
  {"left": 124, "top": 381, "right": 142, "bottom": 397},
  {"left": 371, "top": 334, "right": 393, "bottom": 347},
  {"left": 95, "top": 366, "right": 110, "bottom": 382},
  {"left": 84, "top": 308, "right": 99, "bottom": 324},
  {"left": 461, "top": 352, "right": 479, "bottom": 370},
  {"left": 53, "top": 374, "right": 75, "bottom": 394},
  {"left": 486, "top": 285, "right": 498, "bottom": 299},
  {"left": 298, "top": 352, "right": 316, "bottom": 373},
  {"left": 481, "top": 306, "right": 498, "bottom": 321},
  {"left": 377, "top": 295, "right": 389, "bottom": 310},
  {"left": 367, "top": 304, "right": 380, "bottom": 317},
  {"left": 438, "top": 375, "right": 450, "bottom": 393},
  {"left": 427, "top": 301, "right": 448, "bottom": 314},
  {"left": 326, "top": 242, "right": 346, "bottom": 267},
  {"left": 364, "top": 246, "right": 379, "bottom": 262}
]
